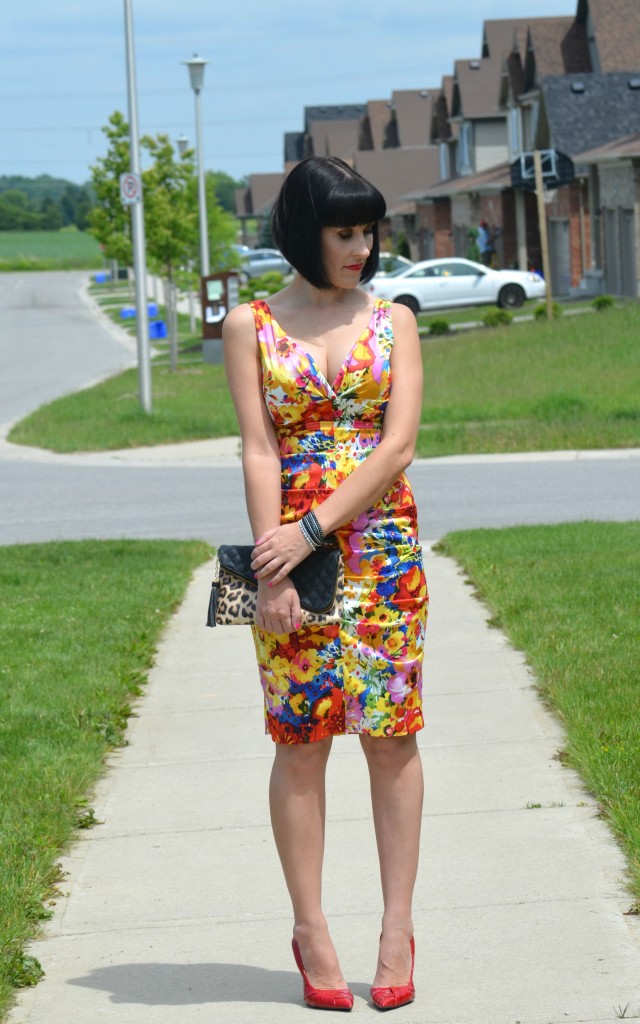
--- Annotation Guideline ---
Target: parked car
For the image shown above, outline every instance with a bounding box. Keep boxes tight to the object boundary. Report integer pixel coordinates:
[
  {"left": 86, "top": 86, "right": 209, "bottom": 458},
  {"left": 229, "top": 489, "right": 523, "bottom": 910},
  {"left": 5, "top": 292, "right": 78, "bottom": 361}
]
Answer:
[
  {"left": 241, "top": 248, "right": 291, "bottom": 279},
  {"left": 367, "top": 257, "right": 545, "bottom": 313},
  {"left": 375, "top": 254, "right": 414, "bottom": 277}
]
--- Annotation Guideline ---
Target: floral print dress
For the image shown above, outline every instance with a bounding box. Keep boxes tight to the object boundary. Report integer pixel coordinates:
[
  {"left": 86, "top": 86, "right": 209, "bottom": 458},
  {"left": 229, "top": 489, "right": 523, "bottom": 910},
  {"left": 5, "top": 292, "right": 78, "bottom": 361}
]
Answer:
[{"left": 250, "top": 298, "right": 428, "bottom": 744}]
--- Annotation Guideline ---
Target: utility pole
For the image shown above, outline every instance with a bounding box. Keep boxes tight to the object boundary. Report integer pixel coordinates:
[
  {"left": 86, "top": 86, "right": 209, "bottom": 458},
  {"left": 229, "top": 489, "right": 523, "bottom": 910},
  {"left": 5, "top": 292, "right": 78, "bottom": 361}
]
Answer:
[
  {"left": 533, "top": 149, "right": 554, "bottom": 321},
  {"left": 123, "top": 0, "right": 152, "bottom": 413}
]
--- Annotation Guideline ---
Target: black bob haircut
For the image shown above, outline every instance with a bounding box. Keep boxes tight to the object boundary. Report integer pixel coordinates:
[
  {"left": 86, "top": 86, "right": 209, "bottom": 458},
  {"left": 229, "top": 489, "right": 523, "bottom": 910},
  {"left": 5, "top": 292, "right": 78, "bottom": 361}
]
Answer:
[{"left": 271, "top": 157, "right": 386, "bottom": 290}]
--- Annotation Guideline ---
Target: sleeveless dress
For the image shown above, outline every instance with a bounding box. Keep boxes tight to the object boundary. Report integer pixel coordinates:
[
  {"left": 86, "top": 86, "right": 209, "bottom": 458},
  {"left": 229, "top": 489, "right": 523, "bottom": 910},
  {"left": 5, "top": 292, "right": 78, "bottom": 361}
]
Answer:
[{"left": 250, "top": 298, "right": 428, "bottom": 744}]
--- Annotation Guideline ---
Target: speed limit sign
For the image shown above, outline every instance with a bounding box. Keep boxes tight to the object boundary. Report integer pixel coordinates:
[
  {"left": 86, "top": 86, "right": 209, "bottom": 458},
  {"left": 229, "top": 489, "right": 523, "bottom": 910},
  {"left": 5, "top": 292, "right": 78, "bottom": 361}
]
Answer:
[{"left": 120, "top": 172, "right": 142, "bottom": 205}]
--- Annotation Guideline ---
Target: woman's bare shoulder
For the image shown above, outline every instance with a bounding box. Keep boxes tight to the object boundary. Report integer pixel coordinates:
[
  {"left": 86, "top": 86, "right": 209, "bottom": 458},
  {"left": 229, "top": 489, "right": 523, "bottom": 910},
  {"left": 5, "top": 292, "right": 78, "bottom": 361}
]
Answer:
[
  {"left": 388, "top": 301, "right": 419, "bottom": 332},
  {"left": 223, "top": 302, "right": 256, "bottom": 335}
]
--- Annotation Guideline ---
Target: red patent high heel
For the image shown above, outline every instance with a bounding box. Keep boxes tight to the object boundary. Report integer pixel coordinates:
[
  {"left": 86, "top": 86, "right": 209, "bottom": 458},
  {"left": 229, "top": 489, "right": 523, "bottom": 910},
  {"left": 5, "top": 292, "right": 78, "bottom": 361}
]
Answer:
[
  {"left": 291, "top": 938, "right": 354, "bottom": 1011},
  {"left": 370, "top": 936, "right": 415, "bottom": 1011}
]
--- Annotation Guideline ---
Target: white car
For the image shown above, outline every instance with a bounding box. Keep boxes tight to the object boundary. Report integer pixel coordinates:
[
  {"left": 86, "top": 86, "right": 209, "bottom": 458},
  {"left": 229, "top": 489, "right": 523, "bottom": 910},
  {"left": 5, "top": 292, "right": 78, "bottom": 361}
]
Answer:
[
  {"left": 375, "top": 254, "right": 414, "bottom": 277},
  {"left": 367, "top": 257, "right": 545, "bottom": 313},
  {"left": 241, "top": 248, "right": 291, "bottom": 279}
]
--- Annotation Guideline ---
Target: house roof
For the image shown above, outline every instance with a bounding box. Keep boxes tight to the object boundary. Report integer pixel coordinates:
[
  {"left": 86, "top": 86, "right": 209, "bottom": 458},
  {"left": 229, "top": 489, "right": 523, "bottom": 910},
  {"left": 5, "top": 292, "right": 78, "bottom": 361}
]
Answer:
[
  {"left": 365, "top": 99, "right": 396, "bottom": 150},
  {"left": 432, "top": 76, "right": 456, "bottom": 143},
  {"left": 308, "top": 118, "right": 361, "bottom": 161},
  {"left": 453, "top": 56, "right": 508, "bottom": 120},
  {"left": 240, "top": 173, "right": 285, "bottom": 217},
  {"left": 482, "top": 18, "right": 530, "bottom": 63},
  {"left": 573, "top": 131, "right": 640, "bottom": 163},
  {"left": 406, "top": 160, "right": 512, "bottom": 201},
  {"left": 524, "top": 18, "right": 591, "bottom": 90},
  {"left": 539, "top": 72, "right": 640, "bottom": 160},
  {"left": 353, "top": 147, "right": 441, "bottom": 216},
  {"left": 578, "top": 0, "right": 640, "bottom": 73},
  {"left": 284, "top": 132, "right": 304, "bottom": 164},
  {"left": 304, "top": 104, "right": 366, "bottom": 132},
  {"left": 391, "top": 89, "right": 438, "bottom": 147},
  {"left": 453, "top": 18, "right": 550, "bottom": 121}
]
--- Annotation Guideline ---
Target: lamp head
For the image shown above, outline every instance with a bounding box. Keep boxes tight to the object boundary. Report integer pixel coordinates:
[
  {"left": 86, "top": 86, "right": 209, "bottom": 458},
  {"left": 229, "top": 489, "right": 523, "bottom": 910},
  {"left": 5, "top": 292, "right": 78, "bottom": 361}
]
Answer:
[{"left": 182, "top": 54, "right": 209, "bottom": 93}]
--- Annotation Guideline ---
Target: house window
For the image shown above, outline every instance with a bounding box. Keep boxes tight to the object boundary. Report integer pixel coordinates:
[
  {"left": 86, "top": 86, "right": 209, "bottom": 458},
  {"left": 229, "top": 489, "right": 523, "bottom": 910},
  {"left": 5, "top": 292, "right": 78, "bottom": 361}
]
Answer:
[
  {"left": 439, "top": 142, "right": 450, "bottom": 181},
  {"left": 457, "top": 122, "right": 473, "bottom": 174},
  {"left": 509, "top": 106, "right": 521, "bottom": 158}
]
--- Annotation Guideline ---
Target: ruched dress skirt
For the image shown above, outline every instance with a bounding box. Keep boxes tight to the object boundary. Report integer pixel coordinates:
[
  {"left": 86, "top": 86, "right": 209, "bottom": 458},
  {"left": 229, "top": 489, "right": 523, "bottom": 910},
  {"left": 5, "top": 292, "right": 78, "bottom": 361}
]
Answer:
[{"left": 250, "top": 298, "right": 428, "bottom": 744}]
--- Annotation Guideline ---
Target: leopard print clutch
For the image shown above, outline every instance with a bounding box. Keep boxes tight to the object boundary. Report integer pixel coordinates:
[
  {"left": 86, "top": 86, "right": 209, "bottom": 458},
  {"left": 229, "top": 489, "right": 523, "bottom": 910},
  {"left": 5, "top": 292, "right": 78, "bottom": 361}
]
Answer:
[{"left": 206, "top": 542, "right": 344, "bottom": 628}]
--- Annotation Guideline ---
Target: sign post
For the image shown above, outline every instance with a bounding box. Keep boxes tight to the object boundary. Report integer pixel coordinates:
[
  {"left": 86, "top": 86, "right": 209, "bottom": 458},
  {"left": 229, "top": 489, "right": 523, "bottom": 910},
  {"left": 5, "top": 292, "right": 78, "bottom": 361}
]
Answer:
[{"left": 533, "top": 150, "right": 554, "bottom": 321}]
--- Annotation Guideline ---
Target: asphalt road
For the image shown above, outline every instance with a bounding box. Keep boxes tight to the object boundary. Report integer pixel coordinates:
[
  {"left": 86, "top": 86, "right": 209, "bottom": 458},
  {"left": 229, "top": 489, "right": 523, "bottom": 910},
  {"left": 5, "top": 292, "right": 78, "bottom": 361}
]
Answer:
[
  {"left": 0, "top": 270, "right": 135, "bottom": 427},
  {"left": 1, "top": 270, "right": 638, "bottom": 547}
]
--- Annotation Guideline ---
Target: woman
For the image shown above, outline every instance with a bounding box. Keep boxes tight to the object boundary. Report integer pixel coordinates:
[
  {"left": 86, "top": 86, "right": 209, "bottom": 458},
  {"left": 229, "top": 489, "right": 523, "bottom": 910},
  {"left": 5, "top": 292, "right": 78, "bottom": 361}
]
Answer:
[{"left": 223, "top": 156, "right": 428, "bottom": 1012}]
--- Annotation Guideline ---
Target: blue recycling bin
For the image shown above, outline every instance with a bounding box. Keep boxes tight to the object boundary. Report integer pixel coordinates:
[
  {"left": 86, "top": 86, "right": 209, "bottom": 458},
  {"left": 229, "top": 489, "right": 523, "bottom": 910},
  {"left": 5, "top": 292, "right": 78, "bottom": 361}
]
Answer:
[
  {"left": 120, "top": 303, "right": 159, "bottom": 319},
  {"left": 94, "top": 272, "right": 110, "bottom": 284},
  {"left": 149, "top": 320, "right": 167, "bottom": 339}
]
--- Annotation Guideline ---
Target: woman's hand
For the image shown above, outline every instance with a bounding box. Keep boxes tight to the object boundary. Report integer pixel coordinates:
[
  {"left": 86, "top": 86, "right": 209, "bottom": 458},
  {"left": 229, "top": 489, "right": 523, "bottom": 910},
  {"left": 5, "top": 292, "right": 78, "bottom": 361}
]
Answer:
[
  {"left": 251, "top": 522, "right": 312, "bottom": 586},
  {"left": 255, "top": 577, "right": 302, "bottom": 634}
]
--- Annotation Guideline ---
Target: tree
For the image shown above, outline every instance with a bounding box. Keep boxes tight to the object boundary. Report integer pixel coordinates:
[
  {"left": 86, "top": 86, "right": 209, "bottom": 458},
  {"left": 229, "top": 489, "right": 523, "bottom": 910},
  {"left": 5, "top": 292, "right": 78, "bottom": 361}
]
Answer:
[
  {"left": 204, "top": 174, "right": 241, "bottom": 273},
  {"left": 0, "top": 189, "right": 40, "bottom": 230},
  {"left": 141, "top": 133, "right": 199, "bottom": 370},
  {"left": 39, "top": 197, "right": 63, "bottom": 231},
  {"left": 207, "top": 170, "right": 246, "bottom": 215},
  {"left": 87, "top": 111, "right": 132, "bottom": 266}
]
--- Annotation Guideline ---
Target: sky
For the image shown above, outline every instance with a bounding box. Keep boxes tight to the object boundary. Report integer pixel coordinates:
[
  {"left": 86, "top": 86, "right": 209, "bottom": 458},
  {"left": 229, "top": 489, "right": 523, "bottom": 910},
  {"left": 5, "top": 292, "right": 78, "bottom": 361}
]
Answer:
[{"left": 1, "top": 1, "right": 575, "bottom": 187}]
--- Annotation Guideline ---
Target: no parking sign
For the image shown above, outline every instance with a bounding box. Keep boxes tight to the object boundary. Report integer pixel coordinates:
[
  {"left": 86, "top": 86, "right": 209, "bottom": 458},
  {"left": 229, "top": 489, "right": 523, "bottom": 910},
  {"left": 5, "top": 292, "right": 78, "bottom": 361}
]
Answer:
[{"left": 119, "top": 172, "right": 142, "bottom": 205}]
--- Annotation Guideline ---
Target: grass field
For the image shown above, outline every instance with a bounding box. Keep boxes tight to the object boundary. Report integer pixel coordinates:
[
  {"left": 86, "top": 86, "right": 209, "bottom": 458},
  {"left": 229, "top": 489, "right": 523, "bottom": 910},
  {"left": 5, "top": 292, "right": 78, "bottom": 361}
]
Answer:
[
  {"left": 8, "top": 299, "right": 639, "bottom": 455},
  {"left": 438, "top": 521, "right": 640, "bottom": 908},
  {"left": 0, "top": 540, "right": 211, "bottom": 1018},
  {"left": 0, "top": 230, "right": 103, "bottom": 271},
  {"left": 416, "top": 302, "right": 640, "bottom": 456}
]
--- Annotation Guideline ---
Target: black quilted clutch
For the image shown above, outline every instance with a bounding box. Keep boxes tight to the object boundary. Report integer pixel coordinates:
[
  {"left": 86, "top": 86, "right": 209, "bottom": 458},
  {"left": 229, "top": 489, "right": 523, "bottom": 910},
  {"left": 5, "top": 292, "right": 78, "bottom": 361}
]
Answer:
[{"left": 206, "top": 541, "right": 344, "bottom": 628}]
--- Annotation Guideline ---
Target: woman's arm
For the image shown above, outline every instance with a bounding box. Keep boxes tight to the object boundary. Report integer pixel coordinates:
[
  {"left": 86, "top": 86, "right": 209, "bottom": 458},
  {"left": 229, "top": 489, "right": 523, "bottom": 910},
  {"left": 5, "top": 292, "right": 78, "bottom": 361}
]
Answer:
[
  {"left": 252, "top": 302, "right": 423, "bottom": 584},
  {"left": 223, "top": 304, "right": 302, "bottom": 632}
]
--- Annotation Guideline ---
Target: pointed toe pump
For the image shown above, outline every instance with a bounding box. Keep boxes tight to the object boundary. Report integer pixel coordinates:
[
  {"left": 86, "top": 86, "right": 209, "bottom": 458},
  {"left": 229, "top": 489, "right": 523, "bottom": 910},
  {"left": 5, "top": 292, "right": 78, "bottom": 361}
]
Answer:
[
  {"left": 291, "top": 938, "right": 354, "bottom": 1011},
  {"left": 370, "top": 936, "right": 415, "bottom": 1011}
]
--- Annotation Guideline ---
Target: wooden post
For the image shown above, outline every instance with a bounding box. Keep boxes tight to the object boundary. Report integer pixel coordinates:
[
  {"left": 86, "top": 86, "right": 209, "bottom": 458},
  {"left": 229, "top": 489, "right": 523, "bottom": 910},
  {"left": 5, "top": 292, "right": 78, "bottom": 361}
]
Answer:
[{"left": 533, "top": 149, "right": 554, "bottom": 319}]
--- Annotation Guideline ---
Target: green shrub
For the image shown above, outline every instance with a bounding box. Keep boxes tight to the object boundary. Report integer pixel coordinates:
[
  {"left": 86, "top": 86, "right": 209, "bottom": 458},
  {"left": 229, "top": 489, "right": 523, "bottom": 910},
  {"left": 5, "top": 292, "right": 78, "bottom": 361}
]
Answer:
[
  {"left": 428, "top": 319, "right": 451, "bottom": 336},
  {"left": 482, "top": 308, "right": 513, "bottom": 328},
  {"left": 592, "top": 294, "right": 615, "bottom": 312},
  {"left": 534, "top": 302, "right": 563, "bottom": 320},
  {"left": 238, "top": 271, "right": 284, "bottom": 302}
]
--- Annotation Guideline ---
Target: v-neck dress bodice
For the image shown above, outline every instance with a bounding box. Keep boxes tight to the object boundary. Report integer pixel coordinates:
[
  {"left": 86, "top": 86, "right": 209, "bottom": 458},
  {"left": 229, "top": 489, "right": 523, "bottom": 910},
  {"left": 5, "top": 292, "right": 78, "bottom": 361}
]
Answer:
[{"left": 249, "top": 299, "right": 428, "bottom": 744}]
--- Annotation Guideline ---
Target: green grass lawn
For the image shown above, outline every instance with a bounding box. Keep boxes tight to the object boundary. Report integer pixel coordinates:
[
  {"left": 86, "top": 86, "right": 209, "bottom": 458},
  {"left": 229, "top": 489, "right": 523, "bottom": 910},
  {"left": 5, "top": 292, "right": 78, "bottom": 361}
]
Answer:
[
  {"left": 415, "top": 297, "right": 589, "bottom": 330},
  {"left": 7, "top": 301, "right": 640, "bottom": 454},
  {"left": 0, "top": 540, "right": 211, "bottom": 1017},
  {"left": 0, "top": 230, "right": 103, "bottom": 271},
  {"left": 438, "top": 521, "right": 640, "bottom": 908},
  {"left": 416, "top": 302, "right": 640, "bottom": 456}
]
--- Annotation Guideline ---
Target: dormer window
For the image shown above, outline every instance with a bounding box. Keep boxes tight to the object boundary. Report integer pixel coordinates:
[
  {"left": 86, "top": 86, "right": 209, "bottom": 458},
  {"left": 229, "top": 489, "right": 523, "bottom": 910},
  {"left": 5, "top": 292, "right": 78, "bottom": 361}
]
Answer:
[
  {"left": 509, "top": 106, "right": 522, "bottom": 158},
  {"left": 457, "top": 122, "right": 473, "bottom": 174}
]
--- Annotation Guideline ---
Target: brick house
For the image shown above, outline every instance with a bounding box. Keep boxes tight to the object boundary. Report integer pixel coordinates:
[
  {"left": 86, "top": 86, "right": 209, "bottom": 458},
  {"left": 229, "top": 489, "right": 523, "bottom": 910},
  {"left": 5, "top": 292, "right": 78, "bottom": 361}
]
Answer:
[
  {"left": 532, "top": 72, "right": 640, "bottom": 294},
  {"left": 574, "top": 131, "right": 640, "bottom": 297},
  {"left": 412, "top": 16, "right": 574, "bottom": 267}
]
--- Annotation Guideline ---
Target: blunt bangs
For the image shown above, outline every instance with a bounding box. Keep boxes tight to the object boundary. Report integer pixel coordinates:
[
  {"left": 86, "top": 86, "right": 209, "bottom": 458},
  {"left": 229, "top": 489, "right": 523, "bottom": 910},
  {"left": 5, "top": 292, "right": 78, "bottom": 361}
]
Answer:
[
  {"left": 319, "top": 178, "right": 386, "bottom": 230},
  {"left": 271, "top": 157, "right": 387, "bottom": 289}
]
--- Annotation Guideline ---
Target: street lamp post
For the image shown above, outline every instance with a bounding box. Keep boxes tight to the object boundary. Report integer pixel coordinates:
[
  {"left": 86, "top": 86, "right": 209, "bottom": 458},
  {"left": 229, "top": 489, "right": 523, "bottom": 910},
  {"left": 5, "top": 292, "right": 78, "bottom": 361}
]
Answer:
[
  {"left": 123, "top": 0, "right": 152, "bottom": 413},
  {"left": 182, "top": 55, "right": 210, "bottom": 278}
]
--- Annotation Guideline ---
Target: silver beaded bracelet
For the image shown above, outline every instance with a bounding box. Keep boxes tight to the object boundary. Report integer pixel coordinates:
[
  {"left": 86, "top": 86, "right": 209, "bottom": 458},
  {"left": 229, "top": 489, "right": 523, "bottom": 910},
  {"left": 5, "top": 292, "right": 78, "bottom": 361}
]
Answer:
[
  {"left": 298, "top": 518, "right": 319, "bottom": 550},
  {"left": 302, "top": 510, "right": 325, "bottom": 547}
]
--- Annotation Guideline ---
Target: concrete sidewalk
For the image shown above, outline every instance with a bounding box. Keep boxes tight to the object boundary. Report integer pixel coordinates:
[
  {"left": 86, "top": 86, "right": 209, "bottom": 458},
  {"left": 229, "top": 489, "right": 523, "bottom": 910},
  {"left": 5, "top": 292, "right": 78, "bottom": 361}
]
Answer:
[{"left": 9, "top": 550, "right": 640, "bottom": 1023}]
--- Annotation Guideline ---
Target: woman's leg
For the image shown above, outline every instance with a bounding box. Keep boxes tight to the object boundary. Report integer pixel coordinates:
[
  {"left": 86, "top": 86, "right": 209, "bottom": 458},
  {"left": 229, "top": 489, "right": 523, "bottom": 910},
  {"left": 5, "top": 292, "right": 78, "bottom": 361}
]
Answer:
[
  {"left": 269, "top": 735, "right": 347, "bottom": 988},
  {"left": 360, "top": 733, "right": 424, "bottom": 987}
]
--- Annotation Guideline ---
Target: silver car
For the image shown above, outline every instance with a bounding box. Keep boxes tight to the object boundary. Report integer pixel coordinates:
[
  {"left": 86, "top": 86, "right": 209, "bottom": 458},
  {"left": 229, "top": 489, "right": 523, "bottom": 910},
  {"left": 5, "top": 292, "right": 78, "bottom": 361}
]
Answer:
[
  {"left": 368, "top": 257, "right": 545, "bottom": 314},
  {"left": 241, "top": 248, "right": 291, "bottom": 279}
]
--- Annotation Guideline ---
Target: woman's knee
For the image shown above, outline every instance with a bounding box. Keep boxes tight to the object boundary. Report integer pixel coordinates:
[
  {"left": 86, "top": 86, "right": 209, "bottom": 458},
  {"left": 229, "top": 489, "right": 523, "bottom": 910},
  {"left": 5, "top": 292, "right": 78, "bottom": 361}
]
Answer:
[
  {"left": 273, "top": 735, "right": 333, "bottom": 778},
  {"left": 360, "top": 732, "right": 418, "bottom": 769}
]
